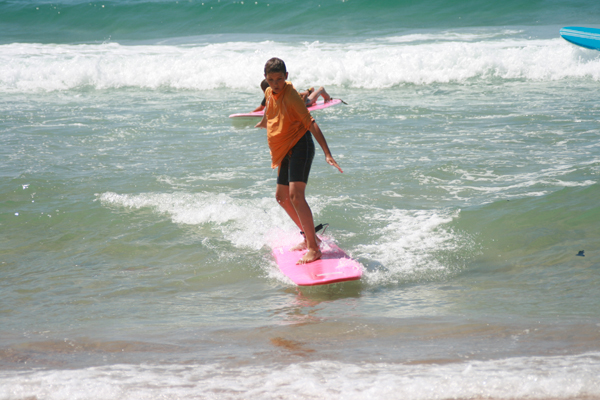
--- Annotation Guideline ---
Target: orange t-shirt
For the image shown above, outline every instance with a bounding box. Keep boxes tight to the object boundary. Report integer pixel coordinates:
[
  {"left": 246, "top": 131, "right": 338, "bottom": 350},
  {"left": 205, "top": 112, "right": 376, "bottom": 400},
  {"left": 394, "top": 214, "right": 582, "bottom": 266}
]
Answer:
[{"left": 264, "top": 82, "right": 314, "bottom": 169}]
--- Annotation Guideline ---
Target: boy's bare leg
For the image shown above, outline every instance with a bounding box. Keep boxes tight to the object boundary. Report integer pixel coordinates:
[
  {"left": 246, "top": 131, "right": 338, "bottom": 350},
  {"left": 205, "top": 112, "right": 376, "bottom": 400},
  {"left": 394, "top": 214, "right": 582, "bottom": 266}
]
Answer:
[
  {"left": 306, "top": 87, "right": 332, "bottom": 106},
  {"left": 275, "top": 184, "right": 321, "bottom": 252},
  {"left": 275, "top": 183, "right": 302, "bottom": 231},
  {"left": 319, "top": 87, "right": 332, "bottom": 102},
  {"left": 289, "top": 182, "right": 321, "bottom": 264}
]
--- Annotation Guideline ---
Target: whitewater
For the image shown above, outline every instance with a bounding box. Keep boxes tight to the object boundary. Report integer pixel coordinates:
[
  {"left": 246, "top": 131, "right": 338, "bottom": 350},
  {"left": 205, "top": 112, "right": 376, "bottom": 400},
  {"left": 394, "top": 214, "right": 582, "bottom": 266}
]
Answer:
[{"left": 3, "top": 31, "right": 600, "bottom": 93}]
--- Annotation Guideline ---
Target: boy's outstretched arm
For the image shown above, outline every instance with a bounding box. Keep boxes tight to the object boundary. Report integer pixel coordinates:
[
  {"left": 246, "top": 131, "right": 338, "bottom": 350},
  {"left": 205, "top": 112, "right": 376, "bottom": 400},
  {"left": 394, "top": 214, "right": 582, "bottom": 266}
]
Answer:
[{"left": 310, "top": 120, "right": 343, "bottom": 173}]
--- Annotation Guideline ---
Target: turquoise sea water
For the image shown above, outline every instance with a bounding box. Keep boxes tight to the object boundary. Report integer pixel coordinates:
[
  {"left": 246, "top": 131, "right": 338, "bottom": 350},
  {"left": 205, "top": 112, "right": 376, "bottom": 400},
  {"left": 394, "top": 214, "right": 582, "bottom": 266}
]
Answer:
[{"left": 2, "top": 0, "right": 600, "bottom": 398}]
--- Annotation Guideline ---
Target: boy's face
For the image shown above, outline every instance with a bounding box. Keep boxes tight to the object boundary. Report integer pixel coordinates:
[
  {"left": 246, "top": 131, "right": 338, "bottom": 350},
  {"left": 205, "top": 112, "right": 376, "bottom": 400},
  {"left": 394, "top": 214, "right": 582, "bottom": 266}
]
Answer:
[{"left": 265, "top": 71, "right": 288, "bottom": 94}]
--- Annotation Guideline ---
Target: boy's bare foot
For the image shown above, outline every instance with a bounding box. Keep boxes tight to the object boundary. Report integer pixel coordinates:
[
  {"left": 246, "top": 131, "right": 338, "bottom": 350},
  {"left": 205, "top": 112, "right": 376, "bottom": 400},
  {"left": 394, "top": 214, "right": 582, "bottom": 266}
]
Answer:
[
  {"left": 290, "top": 241, "right": 307, "bottom": 251},
  {"left": 290, "top": 236, "right": 321, "bottom": 251},
  {"left": 297, "top": 248, "right": 322, "bottom": 264}
]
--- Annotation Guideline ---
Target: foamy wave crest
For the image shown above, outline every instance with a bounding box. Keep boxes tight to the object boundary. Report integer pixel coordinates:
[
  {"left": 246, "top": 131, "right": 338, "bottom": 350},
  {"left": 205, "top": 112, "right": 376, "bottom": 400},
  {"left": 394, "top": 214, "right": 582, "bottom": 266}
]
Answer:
[
  {"left": 97, "top": 191, "right": 329, "bottom": 250},
  {"left": 357, "top": 208, "right": 473, "bottom": 284},
  {"left": 3, "top": 36, "right": 600, "bottom": 92},
  {"left": 98, "top": 191, "right": 472, "bottom": 282},
  {"left": 0, "top": 41, "right": 271, "bottom": 92},
  {"left": 380, "top": 29, "right": 524, "bottom": 43},
  {"left": 292, "top": 38, "right": 600, "bottom": 87},
  {"left": 2, "top": 353, "right": 600, "bottom": 400}
]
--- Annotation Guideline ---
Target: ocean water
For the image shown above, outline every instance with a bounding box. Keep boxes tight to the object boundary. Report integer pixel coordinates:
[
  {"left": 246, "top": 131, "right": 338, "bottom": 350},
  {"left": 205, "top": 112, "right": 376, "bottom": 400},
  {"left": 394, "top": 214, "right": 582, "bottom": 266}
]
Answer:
[{"left": 2, "top": 0, "right": 600, "bottom": 398}]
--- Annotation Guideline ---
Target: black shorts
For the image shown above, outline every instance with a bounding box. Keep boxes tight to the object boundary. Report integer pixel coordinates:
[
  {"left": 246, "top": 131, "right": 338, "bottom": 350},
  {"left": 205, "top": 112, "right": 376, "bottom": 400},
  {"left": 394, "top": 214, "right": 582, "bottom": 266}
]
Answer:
[{"left": 277, "top": 131, "right": 315, "bottom": 186}]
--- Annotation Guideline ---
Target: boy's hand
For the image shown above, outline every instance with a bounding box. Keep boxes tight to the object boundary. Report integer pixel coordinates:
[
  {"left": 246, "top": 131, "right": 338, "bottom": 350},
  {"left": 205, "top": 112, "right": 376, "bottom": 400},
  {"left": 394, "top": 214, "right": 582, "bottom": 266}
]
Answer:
[
  {"left": 255, "top": 118, "right": 267, "bottom": 129},
  {"left": 326, "top": 154, "right": 343, "bottom": 173}
]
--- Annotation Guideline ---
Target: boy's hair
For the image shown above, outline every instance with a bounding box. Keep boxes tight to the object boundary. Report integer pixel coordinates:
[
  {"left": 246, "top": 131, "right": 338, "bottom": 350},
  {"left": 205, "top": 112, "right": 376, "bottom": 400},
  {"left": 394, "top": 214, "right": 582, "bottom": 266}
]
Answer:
[
  {"left": 264, "top": 58, "right": 287, "bottom": 75},
  {"left": 260, "top": 79, "right": 269, "bottom": 92}
]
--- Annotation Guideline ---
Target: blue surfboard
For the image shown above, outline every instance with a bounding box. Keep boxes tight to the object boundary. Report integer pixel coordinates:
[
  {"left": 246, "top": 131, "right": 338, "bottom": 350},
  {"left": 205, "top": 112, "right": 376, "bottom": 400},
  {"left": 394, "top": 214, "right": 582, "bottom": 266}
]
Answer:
[{"left": 560, "top": 27, "right": 600, "bottom": 51}]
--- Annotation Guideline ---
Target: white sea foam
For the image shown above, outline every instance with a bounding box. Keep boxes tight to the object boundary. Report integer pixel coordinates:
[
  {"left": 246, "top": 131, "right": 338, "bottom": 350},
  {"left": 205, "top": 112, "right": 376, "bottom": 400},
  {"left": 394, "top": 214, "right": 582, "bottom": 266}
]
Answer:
[
  {"left": 355, "top": 208, "right": 467, "bottom": 284},
  {"left": 99, "top": 191, "right": 299, "bottom": 250},
  {"left": 2, "top": 34, "right": 600, "bottom": 92},
  {"left": 379, "top": 29, "right": 524, "bottom": 43},
  {"left": 99, "top": 191, "right": 469, "bottom": 284},
  {"left": 2, "top": 353, "right": 600, "bottom": 400},
  {"left": 98, "top": 191, "right": 355, "bottom": 252}
]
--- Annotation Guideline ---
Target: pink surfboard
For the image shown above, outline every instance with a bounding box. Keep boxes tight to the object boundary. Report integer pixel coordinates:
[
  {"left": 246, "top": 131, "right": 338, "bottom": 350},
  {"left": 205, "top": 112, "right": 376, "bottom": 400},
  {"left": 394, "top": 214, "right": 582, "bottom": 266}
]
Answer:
[
  {"left": 229, "top": 99, "right": 343, "bottom": 118},
  {"left": 272, "top": 241, "right": 362, "bottom": 286}
]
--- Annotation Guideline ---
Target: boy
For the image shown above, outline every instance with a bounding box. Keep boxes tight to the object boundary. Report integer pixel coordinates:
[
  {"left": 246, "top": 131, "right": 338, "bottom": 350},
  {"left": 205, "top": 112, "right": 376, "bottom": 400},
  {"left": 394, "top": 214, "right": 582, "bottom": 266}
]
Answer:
[{"left": 255, "top": 58, "right": 343, "bottom": 264}]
